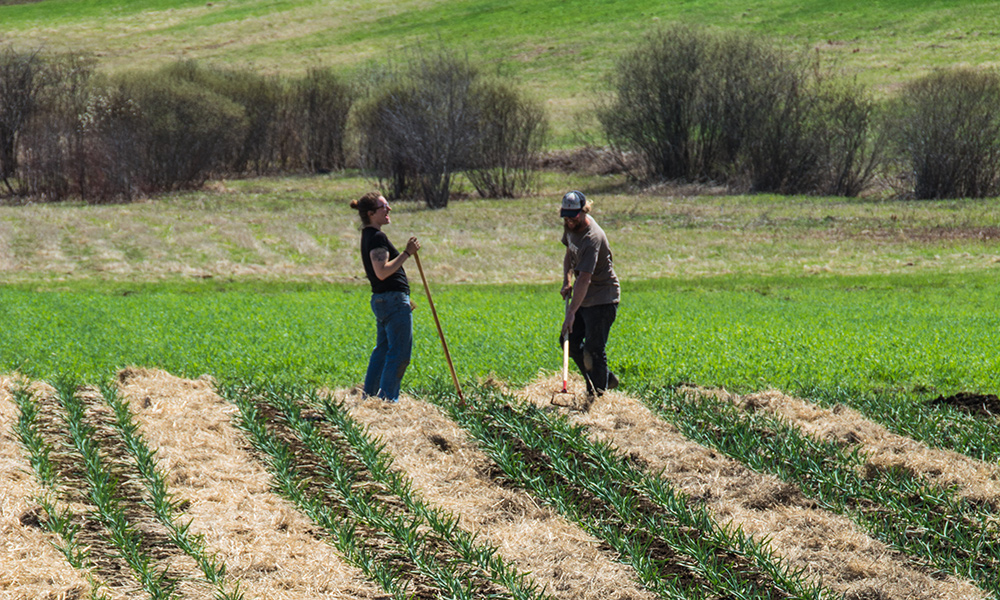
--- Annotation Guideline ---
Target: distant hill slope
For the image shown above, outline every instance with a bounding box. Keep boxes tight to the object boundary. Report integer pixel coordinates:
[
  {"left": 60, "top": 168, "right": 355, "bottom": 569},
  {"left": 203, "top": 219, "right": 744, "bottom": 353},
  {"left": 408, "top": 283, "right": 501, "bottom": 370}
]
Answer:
[{"left": 3, "top": 0, "right": 1000, "bottom": 139}]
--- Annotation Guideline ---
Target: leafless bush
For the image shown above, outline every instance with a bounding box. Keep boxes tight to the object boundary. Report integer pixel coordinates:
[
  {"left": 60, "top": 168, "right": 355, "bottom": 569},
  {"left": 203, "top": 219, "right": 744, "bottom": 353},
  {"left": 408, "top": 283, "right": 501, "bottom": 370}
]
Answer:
[
  {"left": 355, "top": 81, "right": 421, "bottom": 201},
  {"left": 813, "top": 79, "right": 886, "bottom": 197},
  {"left": 357, "top": 49, "right": 481, "bottom": 208},
  {"left": 597, "top": 26, "right": 707, "bottom": 181},
  {"left": 79, "top": 86, "right": 147, "bottom": 201},
  {"left": 734, "top": 55, "right": 828, "bottom": 194},
  {"left": 111, "top": 70, "right": 248, "bottom": 193},
  {"left": 0, "top": 45, "right": 48, "bottom": 196},
  {"left": 888, "top": 67, "right": 1000, "bottom": 199},
  {"left": 357, "top": 48, "right": 542, "bottom": 207},
  {"left": 14, "top": 53, "right": 95, "bottom": 201},
  {"left": 598, "top": 26, "right": 883, "bottom": 196},
  {"left": 465, "top": 80, "right": 548, "bottom": 198},
  {"left": 162, "top": 61, "right": 291, "bottom": 175},
  {"left": 295, "top": 67, "right": 354, "bottom": 173}
]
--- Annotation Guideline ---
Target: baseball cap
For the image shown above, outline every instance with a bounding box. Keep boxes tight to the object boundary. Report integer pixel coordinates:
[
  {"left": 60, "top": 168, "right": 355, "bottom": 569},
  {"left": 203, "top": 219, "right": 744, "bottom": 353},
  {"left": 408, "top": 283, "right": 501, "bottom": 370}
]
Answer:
[{"left": 560, "top": 190, "right": 586, "bottom": 218}]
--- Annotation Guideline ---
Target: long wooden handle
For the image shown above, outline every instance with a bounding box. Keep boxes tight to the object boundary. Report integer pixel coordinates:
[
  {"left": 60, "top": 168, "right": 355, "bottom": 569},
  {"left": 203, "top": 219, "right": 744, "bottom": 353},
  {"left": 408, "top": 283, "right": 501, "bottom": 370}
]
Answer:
[
  {"left": 562, "top": 338, "right": 569, "bottom": 392},
  {"left": 561, "top": 296, "right": 570, "bottom": 392},
  {"left": 414, "top": 252, "right": 464, "bottom": 405}
]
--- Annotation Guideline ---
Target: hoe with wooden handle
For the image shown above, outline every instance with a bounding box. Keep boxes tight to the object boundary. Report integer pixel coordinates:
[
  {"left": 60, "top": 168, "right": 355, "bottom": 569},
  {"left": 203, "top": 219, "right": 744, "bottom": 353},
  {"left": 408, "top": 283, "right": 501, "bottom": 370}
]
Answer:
[
  {"left": 552, "top": 298, "right": 576, "bottom": 406},
  {"left": 414, "top": 252, "right": 464, "bottom": 409}
]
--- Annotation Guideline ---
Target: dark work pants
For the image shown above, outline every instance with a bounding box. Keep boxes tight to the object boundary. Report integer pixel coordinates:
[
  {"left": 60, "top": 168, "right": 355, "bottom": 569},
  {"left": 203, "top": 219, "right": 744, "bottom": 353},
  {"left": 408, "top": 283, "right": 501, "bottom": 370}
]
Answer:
[{"left": 566, "top": 302, "right": 617, "bottom": 394}]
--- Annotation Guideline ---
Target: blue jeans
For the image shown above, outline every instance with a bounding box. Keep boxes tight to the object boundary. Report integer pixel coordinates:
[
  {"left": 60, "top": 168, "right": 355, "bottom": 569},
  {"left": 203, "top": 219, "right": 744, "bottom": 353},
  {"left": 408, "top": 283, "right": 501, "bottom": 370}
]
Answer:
[
  {"left": 364, "top": 291, "right": 413, "bottom": 402},
  {"left": 567, "top": 302, "right": 617, "bottom": 394}
]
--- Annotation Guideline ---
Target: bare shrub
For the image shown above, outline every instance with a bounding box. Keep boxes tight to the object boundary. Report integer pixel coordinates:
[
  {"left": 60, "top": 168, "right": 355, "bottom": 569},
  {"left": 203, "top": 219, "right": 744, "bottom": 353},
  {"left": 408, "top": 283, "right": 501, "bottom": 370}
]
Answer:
[
  {"left": 597, "top": 25, "right": 708, "bottom": 181},
  {"left": 357, "top": 49, "right": 543, "bottom": 207},
  {"left": 295, "top": 67, "right": 354, "bottom": 174},
  {"left": 465, "top": 80, "right": 548, "bottom": 198},
  {"left": 0, "top": 45, "right": 47, "bottom": 197},
  {"left": 79, "top": 85, "right": 147, "bottom": 201},
  {"left": 111, "top": 70, "right": 248, "bottom": 193},
  {"left": 15, "top": 53, "right": 96, "bottom": 201},
  {"left": 161, "top": 60, "right": 291, "bottom": 175},
  {"left": 599, "top": 26, "right": 883, "bottom": 196},
  {"left": 888, "top": 67, "right": 1000, "bottom": 199},
  {"left": 813, "top": 79, "right": 886, "bottom": 197},
  {"left": 356, "top": 49, "right": 482, "bottom": 208},
  {"left": 355, "top": 81, "right": 421, "bottom": 202},
  {"left": 735, "top": 56, "right": 829, "bottom": 194}
]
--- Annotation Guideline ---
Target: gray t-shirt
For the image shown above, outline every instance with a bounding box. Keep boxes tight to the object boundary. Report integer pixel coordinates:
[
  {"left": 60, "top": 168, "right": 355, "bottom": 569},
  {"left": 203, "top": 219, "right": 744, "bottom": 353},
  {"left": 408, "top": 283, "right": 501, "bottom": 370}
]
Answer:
[{"left": 562, "top": 216, "right": 620, "bottom": 307}]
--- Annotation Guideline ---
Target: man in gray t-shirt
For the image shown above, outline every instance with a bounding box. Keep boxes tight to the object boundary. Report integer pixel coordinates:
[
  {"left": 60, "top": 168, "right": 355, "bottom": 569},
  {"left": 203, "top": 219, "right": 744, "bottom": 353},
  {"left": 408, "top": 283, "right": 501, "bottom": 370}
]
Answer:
[{"left": 559, "top": 190, "right": 620, "bottom": 397}]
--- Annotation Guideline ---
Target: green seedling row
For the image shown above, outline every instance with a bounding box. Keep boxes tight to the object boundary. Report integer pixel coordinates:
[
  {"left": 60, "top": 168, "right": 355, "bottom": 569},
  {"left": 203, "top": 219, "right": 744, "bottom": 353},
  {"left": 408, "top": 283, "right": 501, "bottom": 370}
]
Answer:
[
  {"left": 311, "top": 389, "right": 553, "bottom": 600},
  {"left": 226, "top": 390, "right": 411, "bottom": 598},
  {"left": 10, "top": 378, "right": 252, "bottom": 599},
  {"left": 425, "top": 384, "right": 834, "bottom": 600},
  {"left": 10, "top": 385, "right": 111, "bottom": 600},
  {"left": 507, "top": 396, "right": 832, "bottom": 600},
  {"left": 52, "top": 379, "right": 181, "bottom": 600},
  {"left": 98, "top": 381, "right": 244, "bottom": 600},
  {"left": 643, "top": 387, "right": 1000, "bottom": 596},
  {"left": 223, "top": 382, "right": 550, "bottom": 600}
]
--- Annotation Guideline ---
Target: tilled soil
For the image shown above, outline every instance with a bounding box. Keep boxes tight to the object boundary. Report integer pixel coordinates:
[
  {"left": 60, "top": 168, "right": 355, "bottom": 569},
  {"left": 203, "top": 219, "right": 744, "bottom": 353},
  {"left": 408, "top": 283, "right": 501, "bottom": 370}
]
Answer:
[{"left": 930, "top": 392, "right": 1000, "bottom": 418}]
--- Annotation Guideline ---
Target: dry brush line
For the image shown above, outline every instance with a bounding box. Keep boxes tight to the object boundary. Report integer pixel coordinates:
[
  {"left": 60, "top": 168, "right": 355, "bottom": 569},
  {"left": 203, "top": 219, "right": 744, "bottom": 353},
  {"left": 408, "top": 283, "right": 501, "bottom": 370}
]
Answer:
[
  {"left": 335, "top": 388, "right": 658, "bottom": 600},
  {"left": 0, "top": 375, "right": 91, "bottom": 600},
  {"left": 115, "top": 367, "right": 387, "bottom": 600},
  {"left": 517, "top": 375, "right": 985, "bottom": 600},
  {"left": 724, "top": 387, "right": 1000, "bottom": 507}
]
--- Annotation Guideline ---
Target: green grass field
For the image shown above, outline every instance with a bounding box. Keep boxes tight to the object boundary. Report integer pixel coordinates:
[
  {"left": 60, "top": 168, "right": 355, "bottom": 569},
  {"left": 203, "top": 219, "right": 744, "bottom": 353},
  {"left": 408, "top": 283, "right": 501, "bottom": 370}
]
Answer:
[
  {"left": 3, "top": 0, "right": 1000, "bottom": 400},
  {"left": 2, "top": 172, "right": 998, "bottom": 403},
  {"left": 5, "top": 0, "right": 1000, "bottom": 141}
]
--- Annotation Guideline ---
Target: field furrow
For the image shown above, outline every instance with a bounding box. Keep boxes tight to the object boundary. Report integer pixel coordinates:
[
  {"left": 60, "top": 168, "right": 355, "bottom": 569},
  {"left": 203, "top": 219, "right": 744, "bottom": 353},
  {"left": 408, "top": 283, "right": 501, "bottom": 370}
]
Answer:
[
  {"left": 115, "top": 367, "right": 388, "bottom": 600},
  {"left": 0, "top": 376, "right": 93, "bottom": 600},
  {"left": 697, "top": 386, "right": 1000, "bottom": 510},
  {"left": 417, "top": 383, "right": 833, "bottom": 600},
  {"left": 221, "top": 380, "right": 555, "bottom": 600},
  {"left": 517, "top": 377, "right": 987, "bottom": 600},
  {"left": 640, "top": 385, "right": 1000, "bottom": 597},
  {"left": 339, "top": 388, "right": 660, "bottom": 600},
  {"left": 799, "top": 388, "right": 1000, "bottom": 465},
  {"left": 5, "top": 368, "right": 998, "bottom": 600}
]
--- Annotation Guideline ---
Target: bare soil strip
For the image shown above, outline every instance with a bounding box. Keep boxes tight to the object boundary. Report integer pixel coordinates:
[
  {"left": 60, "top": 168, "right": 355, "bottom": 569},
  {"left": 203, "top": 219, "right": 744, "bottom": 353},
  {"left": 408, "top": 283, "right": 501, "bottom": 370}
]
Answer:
[
  {"left": 517, "top": 376, "right": 986, "bottom": 600},
  {"left": 115, "top": 367, "right": 387, "bottom": 600},
  {"left": 336, "top": 388, "right": 659, "bottom": 600},
  {"left": 709, "top": 387, "right": 1000, "bottom": 509},
  {"left": 0, "top": 376, "right": 92, "bottom": 600}
]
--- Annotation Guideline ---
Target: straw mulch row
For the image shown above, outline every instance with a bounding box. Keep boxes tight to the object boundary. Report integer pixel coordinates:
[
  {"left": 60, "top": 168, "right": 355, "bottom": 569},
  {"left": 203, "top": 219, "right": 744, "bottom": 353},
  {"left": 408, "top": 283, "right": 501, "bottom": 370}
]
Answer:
[
  {"left": 115, "top": 367, "right": 388, "bottom": 600},
  {"left": 726, "top": 387, "right": 1000, "bottom": 506},
  {"left": 1, "top": 376, "right": 92, "bottom": 600},
  {"left": 516, "top": 377, "right": 989, "bottom": 600},
  {"left": 338, "top": 387, "right": 658, "bottom": 600},
  {"left": 3, "top": 369, "right": 995, "bottom": 600}
]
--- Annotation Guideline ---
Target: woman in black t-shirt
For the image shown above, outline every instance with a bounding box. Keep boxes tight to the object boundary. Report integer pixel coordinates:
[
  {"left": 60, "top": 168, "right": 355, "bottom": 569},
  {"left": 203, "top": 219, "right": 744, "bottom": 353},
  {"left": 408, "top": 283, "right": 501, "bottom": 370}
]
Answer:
[{"left": 350, "top": 192, "right": 420, "bottom": 402}]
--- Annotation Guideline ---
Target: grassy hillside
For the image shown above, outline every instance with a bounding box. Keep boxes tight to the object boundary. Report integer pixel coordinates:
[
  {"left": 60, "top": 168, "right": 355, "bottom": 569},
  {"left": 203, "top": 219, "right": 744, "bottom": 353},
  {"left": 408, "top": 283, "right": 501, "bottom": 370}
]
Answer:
[{"left": 4, "top": 0, "right": 1000, "bottom": 139}]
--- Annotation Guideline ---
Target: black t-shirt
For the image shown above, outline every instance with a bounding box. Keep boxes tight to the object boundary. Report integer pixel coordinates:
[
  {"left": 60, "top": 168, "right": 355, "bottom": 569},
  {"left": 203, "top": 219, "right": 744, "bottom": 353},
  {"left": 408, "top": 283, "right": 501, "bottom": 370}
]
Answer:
[{"left": 361, "top": 227, "right": 409, "bottom": 294}]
